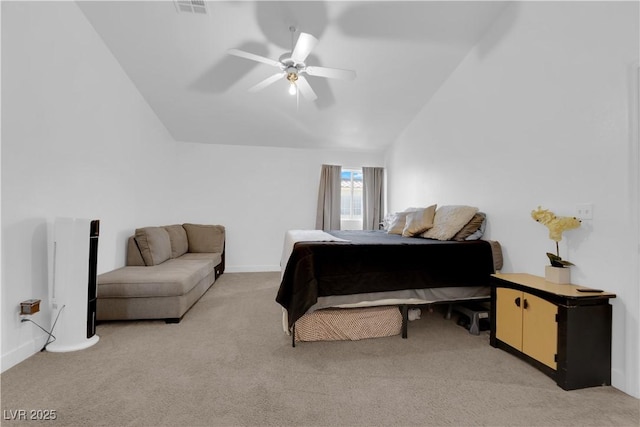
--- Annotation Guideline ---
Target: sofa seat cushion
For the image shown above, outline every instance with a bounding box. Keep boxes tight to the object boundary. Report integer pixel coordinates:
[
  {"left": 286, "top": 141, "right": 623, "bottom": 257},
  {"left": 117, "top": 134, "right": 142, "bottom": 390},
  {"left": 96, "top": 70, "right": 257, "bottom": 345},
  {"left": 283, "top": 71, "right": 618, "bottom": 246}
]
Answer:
[
  {"left": 97, "top": 259, "right": 214, "bottom": 298},
  {"left": 177, "top": 252, "right": 222, "bottom": 265}
]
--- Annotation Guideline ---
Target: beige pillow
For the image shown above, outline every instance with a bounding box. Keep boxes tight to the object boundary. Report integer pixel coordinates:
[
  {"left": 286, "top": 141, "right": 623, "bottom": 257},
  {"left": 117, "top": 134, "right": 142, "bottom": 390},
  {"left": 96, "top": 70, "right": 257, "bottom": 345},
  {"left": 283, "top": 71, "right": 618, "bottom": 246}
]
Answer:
[
  {"left": 134, "top": 227, "right": 172, "bottom": 266},
  {"left": 163, "top": 224, "right": 189, "bottom": 258},
  {"left": 183, "top": 224, "right": 225, "bottom": 253},
  {"left": 386, "top": 212, "right": 410, "bottom": 234},
  {"left": 402, "top": 205, "right": 437, "bottom": 236},
  {"left": 422, "top": 205, "right": 479, "bottom": 240}
]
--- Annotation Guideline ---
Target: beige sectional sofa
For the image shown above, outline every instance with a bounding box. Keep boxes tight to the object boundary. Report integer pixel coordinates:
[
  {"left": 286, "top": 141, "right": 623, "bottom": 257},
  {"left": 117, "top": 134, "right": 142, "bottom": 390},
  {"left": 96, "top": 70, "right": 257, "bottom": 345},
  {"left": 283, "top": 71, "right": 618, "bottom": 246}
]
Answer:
[{"left": 97, "top": 224, "right": 225, "bottom": 323}]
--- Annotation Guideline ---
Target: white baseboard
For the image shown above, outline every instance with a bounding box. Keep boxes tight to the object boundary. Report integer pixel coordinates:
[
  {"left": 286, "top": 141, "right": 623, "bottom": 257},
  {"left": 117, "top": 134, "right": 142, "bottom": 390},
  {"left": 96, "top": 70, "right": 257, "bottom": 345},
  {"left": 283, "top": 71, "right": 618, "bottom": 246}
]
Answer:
[
  {"left": 1, "top": 335, "right": 47, "bottom": 373},
  {"left": 224, "top": 265, "right": 280, "bottom": 273},
  {"left": 611, "top": 368, "right": 640, "bottom": 398}
]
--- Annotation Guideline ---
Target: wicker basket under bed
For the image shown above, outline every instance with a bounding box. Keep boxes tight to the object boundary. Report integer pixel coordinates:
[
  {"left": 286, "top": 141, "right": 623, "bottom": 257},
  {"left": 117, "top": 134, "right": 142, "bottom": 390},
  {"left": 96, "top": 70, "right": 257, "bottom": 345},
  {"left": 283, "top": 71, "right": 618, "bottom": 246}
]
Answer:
[{"left": 294, "top": 306, "right": 403, "bottom": 342}]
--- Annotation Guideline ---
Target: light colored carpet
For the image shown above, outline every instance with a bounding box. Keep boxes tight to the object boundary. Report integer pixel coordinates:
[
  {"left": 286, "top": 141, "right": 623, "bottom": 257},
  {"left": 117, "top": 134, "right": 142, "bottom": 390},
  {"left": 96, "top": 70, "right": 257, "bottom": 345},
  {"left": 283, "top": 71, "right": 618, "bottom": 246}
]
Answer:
[{"left": 1, "top": 272, "right": 638, "bottom": 426}]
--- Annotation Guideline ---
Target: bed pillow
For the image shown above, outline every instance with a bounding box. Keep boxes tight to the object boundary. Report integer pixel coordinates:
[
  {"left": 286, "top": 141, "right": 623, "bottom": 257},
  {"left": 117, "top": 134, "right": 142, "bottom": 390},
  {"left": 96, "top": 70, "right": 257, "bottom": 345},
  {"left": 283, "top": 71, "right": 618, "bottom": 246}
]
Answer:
[
  {"left": 452, "top": 212, "right": 486, "bottom": 241},
  {"left": 380, "top": 213, "right": 396, "bottom": 231},
  {"left": 402, "top": 204, "right": 437, "bottom": 237},
  {"left": 134, "top": 227, "right": 172, "bottom": 266},
  {"left": 163, "top": 224, "right": 189, "bottom": 258},
  {"left": 386, "top": 212, "right": 410, "bottom": 234},
  {"left": 386, "top": 208, "right": 421, "bottom": 234},
  {"left": 422, "top": 205, "right": 479, "bottom": 241}
]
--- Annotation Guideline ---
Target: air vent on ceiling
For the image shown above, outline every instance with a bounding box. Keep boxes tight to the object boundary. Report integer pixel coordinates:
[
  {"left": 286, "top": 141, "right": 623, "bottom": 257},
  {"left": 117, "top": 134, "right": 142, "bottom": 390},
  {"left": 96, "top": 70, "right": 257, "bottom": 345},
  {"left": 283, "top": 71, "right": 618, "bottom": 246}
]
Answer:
[{"left": 175, "top": 0, "right": 207, "bottom": 15}]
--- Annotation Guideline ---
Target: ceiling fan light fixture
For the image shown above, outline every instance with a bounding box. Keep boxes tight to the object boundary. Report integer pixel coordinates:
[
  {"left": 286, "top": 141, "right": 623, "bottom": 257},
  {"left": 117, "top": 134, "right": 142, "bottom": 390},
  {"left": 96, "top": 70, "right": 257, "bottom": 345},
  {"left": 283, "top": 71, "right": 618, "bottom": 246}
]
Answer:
[{"left": 287, "top": 72, "right": 298, "bottom": 95}]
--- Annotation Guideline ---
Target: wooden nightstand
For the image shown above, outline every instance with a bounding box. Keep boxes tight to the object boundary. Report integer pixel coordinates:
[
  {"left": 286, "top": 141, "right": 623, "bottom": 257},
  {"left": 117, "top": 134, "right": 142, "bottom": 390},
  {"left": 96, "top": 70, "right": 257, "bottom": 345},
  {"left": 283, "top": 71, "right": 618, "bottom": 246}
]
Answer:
[{"left": 490, "top": 273, "right": 616, "bottom": 390}]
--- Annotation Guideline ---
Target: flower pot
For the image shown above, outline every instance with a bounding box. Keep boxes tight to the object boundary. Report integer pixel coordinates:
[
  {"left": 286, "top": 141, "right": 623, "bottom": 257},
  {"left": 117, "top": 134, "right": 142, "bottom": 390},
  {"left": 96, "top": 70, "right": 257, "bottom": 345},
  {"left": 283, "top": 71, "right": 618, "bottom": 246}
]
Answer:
[{"left": 545, "top": 265, "right": 571, "bottom": 284}]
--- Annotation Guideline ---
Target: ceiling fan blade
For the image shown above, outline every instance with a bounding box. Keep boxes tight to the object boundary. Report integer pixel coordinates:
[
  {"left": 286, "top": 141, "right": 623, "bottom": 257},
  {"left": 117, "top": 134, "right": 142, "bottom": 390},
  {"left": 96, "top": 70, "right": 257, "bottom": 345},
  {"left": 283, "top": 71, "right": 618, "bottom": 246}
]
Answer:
[
  {"left": 296, "top": 75, "right": 317, "bottom": 101},
  {"left": 228, "top": 49, "right": 282, "bottom": 68},
  {"left": 248, "top": 72, "right": 285, "bottom": 92},
  {"left": 291, "top": 32, "right": 318, "bottom": 64},
  {"left": 305, "top": 66, "right": 357, "bottom": 81}
]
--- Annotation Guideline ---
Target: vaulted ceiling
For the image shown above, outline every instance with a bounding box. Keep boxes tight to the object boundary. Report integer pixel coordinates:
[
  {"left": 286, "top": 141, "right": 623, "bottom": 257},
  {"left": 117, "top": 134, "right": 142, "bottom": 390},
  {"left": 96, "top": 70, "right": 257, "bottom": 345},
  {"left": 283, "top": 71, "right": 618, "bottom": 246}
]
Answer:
[{"left": 77, "top": 1, "right": 509, "bottom": 151}]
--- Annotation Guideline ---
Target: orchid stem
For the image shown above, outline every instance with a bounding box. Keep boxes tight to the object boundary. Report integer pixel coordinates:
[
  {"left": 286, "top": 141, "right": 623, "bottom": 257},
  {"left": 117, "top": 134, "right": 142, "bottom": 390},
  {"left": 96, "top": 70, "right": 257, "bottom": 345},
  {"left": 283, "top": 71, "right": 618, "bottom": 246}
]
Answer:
[{"left": 556, "top": 241, "right": 559, "bottom": 257}]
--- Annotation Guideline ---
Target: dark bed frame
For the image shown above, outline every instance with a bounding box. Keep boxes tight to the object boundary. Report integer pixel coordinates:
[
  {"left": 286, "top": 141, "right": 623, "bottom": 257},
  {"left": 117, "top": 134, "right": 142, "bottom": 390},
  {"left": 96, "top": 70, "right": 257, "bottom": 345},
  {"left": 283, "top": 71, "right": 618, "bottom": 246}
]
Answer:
[{"left": 277, "top": 230, "right": 497, "bottom": 332}]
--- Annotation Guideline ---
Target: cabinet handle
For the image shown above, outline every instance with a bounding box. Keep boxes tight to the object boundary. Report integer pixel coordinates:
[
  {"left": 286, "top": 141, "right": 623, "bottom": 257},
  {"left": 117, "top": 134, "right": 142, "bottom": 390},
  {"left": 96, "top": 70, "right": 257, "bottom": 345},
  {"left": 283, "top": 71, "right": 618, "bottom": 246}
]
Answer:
[
  {"left": 523, "top": 299, "right": 529, "bottom": 309},
  {"left": 515, "top": 297, "right": 521, "bottom": 307}
]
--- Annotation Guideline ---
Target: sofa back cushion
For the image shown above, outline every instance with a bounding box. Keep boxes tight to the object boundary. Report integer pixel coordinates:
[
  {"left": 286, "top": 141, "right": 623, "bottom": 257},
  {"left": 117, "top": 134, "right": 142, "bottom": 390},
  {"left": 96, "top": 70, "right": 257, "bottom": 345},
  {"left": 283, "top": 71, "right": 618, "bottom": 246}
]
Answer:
[
  {"left": 163, "top": 224, "right": 189, "bottom": 258},
  {"left": 135, "top": 227, "right": 172, "bottom": 266},
  {"left": 126, "top": 236, "right": 146, "bottom": 266},
  {"left": 183, "top": 223, "right": 225, "bottom": 253}
]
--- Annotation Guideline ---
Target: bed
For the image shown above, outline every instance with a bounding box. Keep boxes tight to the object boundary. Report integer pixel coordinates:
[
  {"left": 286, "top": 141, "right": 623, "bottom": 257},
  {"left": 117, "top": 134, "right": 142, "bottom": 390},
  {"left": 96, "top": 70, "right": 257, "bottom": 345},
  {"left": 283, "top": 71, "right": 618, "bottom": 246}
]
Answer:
[{"left": 276, "top": 228, "right": 503, "bottom": 342}]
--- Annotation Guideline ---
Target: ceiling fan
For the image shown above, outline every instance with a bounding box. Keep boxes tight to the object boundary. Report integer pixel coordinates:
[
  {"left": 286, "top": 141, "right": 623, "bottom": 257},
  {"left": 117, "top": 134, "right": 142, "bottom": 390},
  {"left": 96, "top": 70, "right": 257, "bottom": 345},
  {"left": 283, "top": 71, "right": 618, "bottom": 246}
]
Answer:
[{"left": 228, "top": 27, "right": 356, "bottom": 101}]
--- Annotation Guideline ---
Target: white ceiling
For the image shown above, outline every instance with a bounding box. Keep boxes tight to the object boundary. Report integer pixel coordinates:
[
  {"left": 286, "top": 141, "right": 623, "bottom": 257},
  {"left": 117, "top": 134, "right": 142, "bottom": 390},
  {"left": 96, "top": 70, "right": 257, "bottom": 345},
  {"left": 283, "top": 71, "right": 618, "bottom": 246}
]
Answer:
[{"left": 77, "top": 1, "right": 509, "bottom": 152}]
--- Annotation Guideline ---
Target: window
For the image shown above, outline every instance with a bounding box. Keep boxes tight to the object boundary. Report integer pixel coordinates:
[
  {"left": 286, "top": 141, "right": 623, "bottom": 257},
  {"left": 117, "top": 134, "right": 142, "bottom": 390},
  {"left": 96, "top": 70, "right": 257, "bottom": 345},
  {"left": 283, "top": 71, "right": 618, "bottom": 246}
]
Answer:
[{"left": 341, "top": 169, "right": 363, "bottom": 229}]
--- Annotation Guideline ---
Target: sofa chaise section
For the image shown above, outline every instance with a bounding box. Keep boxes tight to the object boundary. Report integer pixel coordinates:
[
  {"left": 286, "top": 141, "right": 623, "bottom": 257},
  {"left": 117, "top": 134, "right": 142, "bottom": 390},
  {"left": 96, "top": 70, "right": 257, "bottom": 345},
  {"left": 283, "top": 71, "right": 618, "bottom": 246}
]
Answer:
[{"left": 97, "top": 224, "right": 225, "bottom": 323}]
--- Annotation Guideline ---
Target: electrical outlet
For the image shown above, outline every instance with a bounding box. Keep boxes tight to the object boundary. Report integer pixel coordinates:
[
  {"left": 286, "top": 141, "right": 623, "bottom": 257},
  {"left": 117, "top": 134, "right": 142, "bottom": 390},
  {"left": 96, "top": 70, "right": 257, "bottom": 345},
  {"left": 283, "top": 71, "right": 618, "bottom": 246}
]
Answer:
[{"left": 575, "top": 203, "right": 593, "bottom": 220}]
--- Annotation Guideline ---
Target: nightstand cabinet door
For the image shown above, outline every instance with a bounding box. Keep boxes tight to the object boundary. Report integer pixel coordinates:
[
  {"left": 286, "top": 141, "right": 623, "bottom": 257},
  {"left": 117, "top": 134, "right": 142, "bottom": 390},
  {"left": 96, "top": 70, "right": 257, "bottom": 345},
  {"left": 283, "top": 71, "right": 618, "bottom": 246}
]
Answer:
[
  {"left": 521, "top": 293, "right": 557, "bottom": 370},
  {"left": 495, "top": 289, "right": 558, "bottom": 370},
  {"left": 495, "top": 288, "right": 523, "bottom": 350}
]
